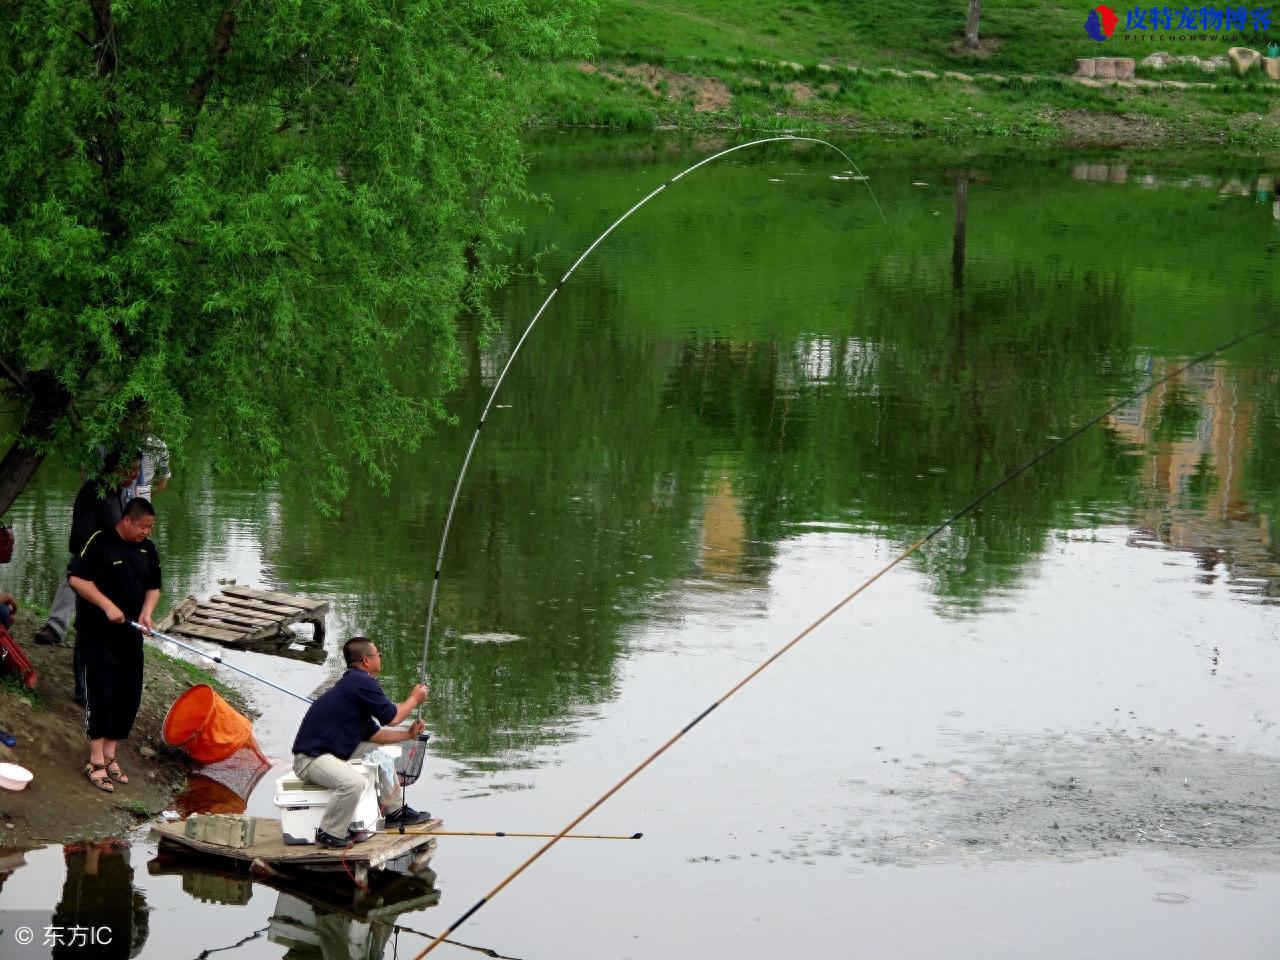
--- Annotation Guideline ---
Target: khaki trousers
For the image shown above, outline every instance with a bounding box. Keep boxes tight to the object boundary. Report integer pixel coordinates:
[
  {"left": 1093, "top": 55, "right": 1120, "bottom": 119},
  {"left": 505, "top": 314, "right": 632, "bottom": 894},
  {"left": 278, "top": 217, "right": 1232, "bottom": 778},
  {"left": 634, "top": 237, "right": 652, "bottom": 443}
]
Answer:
[{"left": 293, "top": 742, "right": 403, "bottom": 837}]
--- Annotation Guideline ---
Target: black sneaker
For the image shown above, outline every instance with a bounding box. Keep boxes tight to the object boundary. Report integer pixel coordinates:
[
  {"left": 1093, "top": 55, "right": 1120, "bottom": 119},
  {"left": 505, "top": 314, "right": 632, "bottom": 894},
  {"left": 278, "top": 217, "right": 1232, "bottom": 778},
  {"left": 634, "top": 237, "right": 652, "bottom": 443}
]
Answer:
[
  {"left": 347, "top": 828, "right": 375, "bottom": 844},
  {"left": 33, "top": 625, "right": 62, "bottom": 646},
  {"left": 384, "top": 805, "right": 432, "bottom": 826},
  {"left": 315, "top": 829, "right": 353, "bottom": 850}
]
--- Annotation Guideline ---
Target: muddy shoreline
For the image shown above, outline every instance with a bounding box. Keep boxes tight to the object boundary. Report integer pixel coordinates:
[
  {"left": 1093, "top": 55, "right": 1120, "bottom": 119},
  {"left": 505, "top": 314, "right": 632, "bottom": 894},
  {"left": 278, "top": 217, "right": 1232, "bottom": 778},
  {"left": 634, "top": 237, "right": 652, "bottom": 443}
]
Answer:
[{"left": 0, "top": 614, "right": 250, "bottom": 846}]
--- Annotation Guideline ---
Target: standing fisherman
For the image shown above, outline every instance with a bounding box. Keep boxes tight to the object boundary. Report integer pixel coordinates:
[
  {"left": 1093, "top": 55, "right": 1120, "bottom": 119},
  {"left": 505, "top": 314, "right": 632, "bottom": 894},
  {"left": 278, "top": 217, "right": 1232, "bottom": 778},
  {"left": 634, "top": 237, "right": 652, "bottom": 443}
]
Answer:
[{"left": 68, "top": 498, "right": 161, "bottom": 793}]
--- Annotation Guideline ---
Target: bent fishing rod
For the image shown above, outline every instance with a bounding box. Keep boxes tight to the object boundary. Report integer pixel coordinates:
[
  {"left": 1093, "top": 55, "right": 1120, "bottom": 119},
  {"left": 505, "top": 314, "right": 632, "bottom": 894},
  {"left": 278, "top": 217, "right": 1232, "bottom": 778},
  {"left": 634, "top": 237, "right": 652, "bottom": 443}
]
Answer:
[
  {"left": 417, "top": 135, "right": 885, "bottom": 696},
  {"left": 411, "top": 320, "right": 1279, "bottom": 958}
]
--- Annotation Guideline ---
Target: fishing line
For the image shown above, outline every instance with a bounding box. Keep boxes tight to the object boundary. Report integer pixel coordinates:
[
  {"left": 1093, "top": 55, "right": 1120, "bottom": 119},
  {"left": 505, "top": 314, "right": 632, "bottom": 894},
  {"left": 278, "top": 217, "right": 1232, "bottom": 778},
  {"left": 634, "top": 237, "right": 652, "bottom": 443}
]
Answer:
[
  {"left": 411, "top": 320, "right": 1279, "bottom": 958},
  {"left": 417, "top": 135, "right": 886, "bottom": 693},
  {"left": 190, "top": 925, "right": 270, "bottom": 959},
  {"left": 391, "top": 922, "right": 527, "bottom": 960}
]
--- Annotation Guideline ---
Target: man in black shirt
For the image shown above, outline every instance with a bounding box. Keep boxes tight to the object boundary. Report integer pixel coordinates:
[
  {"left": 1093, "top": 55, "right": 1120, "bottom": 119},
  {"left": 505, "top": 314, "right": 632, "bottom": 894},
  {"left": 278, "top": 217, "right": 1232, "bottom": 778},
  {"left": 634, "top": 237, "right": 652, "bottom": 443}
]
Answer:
[
  {"left": 69, "top": 498, "right": 161, "bottom": 793},
  {"left": 292, "top": 637, "right": 430, "bottom": 848},
  {"left": 35, "top": 452, "right": 138, "bottom": 649}
]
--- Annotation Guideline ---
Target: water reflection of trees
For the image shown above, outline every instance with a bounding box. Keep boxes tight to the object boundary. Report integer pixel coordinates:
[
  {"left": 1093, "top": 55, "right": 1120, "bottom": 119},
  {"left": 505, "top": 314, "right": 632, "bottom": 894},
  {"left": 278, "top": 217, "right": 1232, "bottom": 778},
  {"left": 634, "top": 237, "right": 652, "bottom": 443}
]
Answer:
[
  {"left": 658, "top": 264, "right": 1140, "bottom": 611},
  {"left": 12, "top": 142, "right": 1280, "bottom": 767}
]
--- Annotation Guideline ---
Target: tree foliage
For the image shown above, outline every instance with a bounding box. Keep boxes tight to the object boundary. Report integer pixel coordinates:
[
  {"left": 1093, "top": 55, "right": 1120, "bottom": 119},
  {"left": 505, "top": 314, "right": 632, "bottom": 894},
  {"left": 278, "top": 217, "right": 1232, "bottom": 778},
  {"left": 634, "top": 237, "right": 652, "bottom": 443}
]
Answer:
[{"left": 0, "top": 0, "right": 595, "bottom": 513}]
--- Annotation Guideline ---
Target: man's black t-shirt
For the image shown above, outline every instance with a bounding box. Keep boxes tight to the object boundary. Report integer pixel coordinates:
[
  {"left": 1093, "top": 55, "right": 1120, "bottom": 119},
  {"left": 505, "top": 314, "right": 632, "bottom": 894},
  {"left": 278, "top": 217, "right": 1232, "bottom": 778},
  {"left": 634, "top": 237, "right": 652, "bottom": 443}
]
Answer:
[
  {"left": 68, "top": 527, "right": 162, "bottom": 634},
  {"left": 68, "top": 481, "right": 127, "bottom": 556},
  {"left": 292, "top": 668, "right": 397, "bottom": 760}
]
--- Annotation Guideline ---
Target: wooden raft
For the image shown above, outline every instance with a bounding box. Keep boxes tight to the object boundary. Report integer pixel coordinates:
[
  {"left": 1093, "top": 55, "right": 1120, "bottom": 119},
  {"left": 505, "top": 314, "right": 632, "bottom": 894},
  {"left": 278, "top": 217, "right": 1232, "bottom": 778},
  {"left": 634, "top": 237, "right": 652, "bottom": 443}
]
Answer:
[
  {"left": 157, "top": 585, "right": 329, "bottom": 655},
  {"left": 152, "top": 816, "right": 441, "bottom": 887}
]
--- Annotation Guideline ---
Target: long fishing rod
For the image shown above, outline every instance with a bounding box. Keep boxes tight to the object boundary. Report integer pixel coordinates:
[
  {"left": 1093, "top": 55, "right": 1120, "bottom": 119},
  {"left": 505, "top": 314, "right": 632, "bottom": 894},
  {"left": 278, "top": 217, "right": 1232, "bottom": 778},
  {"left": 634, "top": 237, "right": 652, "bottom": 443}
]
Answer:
[
  {"left": 381, "top": 828, "right": 642, "bottom": 840},
  {"left": 417, "top": 135, "right": 885, "bottom": 698},
  {"left": 411, "top": 321, "right": 1280, "bottom": 958},
  {"left": 135, "top": 621, "right": 313, "bottom": 704}
]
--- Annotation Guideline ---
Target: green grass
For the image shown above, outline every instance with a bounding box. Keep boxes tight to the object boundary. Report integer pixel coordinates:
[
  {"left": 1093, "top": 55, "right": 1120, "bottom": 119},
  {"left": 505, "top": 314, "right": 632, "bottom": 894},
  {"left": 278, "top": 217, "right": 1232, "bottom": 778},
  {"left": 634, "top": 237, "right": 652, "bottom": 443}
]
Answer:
[
  {"left": 143, "top": 644, "right": 246, "bottom": 710},
  {"left": 0, "top": 673, "right": 40, "bottom": 707},
  {"left": 528, "top": 0, "right": 1280, "bottom": 143},
  {"left": 593, "top": 0, "right": 1276, "bottom": 73},
  {"left": 120, "top": 799, "right": 155, "bottom": 817},
  {"left": 533, "top": 56, "right": 1280, "bottom": 144}
]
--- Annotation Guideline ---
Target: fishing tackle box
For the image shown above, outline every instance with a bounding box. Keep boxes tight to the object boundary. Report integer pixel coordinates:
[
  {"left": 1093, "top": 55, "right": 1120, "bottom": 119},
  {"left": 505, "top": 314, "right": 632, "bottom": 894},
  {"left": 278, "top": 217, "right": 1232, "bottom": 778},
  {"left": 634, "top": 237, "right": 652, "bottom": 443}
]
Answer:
[{"left": 274, "top": 760, "right": 380, "bottom": 845}]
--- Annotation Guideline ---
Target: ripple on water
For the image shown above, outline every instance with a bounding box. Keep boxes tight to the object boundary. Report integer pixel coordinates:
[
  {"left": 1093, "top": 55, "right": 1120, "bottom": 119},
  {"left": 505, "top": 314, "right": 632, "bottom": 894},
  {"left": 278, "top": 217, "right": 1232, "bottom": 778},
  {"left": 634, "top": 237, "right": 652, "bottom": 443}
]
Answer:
[
  {"left": 1224, "top": 876, "right": 1259, "bottom": 890},
  {"left": 799, "top": 730, "right": 1280, "bottom": 871}
]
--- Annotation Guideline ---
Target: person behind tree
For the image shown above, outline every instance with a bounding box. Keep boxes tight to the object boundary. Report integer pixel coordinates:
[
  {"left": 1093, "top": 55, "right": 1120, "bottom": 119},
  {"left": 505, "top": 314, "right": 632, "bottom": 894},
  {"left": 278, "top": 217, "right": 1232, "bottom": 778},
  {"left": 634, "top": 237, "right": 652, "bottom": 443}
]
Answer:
[
  {"left": 68, "top": 498, "right": 161, "bottom": 793},
  {"left": 33, "top": 451, "right": 139, "bottom": 650},
  {"left": 0, "top": 523, "right": 15, "bottom": 629},
  {"left": 292, "top": 637, "right": 432, "bottom": 848}
]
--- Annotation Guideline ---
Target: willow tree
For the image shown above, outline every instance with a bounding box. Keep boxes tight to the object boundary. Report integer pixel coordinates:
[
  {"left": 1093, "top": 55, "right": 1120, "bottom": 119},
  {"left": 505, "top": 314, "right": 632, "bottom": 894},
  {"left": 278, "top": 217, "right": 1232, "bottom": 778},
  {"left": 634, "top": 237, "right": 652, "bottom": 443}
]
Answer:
[{"left": 0, "top": 0, "right": 594, "bottom": 513}]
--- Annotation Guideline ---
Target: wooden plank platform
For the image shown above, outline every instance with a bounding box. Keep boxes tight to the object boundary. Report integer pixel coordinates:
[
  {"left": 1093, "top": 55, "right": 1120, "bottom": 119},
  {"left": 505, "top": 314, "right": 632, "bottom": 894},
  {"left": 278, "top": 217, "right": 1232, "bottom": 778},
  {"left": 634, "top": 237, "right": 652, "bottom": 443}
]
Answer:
[
  {"left": 157, "top": 585, "right": 329, "bottom": 653},
  {"left": 152, "top": 816, "right": 441, "bottom": 887}
]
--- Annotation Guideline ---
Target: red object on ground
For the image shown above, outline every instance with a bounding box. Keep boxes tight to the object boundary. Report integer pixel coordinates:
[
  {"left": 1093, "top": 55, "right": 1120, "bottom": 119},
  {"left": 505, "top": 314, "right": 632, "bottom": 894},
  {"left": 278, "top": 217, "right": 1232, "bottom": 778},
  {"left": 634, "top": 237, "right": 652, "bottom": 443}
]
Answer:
[{"left": 0, "top": 624, "right": 37, "bottom": 690}]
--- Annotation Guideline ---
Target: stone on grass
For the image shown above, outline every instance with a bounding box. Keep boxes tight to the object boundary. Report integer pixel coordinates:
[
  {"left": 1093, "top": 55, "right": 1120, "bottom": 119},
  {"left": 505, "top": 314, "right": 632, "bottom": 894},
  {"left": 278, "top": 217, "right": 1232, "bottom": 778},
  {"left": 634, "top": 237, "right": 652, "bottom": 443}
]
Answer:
[
  {"left": 1228, "top": 47, "right": 1261, "bottom": 75},
  {"left": 1264, "top": 57, "right": 1280, "bottom": 80}
]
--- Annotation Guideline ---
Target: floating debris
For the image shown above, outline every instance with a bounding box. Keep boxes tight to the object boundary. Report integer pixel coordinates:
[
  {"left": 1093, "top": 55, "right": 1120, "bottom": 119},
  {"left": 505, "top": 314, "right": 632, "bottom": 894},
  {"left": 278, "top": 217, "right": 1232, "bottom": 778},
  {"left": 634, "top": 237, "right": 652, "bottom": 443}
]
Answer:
[{"left": 462, "top": 632, "right": 524, "bottom": 645}]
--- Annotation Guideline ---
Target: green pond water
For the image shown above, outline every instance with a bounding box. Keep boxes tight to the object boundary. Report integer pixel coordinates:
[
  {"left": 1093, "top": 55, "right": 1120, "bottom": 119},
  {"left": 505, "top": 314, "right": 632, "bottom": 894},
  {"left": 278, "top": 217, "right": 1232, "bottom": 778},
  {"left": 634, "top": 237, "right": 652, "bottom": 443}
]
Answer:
[{"left": 3, "top": 134, "right": 1280, "bottom": 959}]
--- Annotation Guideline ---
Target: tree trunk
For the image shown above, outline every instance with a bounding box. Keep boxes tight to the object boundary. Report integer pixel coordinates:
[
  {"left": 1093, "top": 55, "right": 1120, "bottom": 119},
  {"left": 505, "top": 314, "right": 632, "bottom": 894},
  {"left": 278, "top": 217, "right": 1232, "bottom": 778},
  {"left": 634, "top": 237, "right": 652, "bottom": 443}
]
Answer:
[
  {"left": 952, "top": 175, "right": 968, "bottom": 292},
  {"left": 965, "top": 0, "right": 981, "bottom": 49},
  {"left": 0, "top": 372, "right": 72, "bottom": 517},
  {"left": 0, "top": 444, "right": 47, "bottom": 519}
]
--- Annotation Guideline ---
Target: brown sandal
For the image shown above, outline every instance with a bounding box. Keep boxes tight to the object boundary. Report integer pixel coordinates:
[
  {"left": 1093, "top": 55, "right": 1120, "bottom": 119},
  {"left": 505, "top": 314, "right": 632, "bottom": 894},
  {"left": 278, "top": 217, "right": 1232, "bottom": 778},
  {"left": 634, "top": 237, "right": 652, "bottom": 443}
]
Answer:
[
  {"left": 104, "top": 755, "right": 128, "bottom": 785},
  {"left": 84, "top": 763, "right": 115, "bottom": 793}
]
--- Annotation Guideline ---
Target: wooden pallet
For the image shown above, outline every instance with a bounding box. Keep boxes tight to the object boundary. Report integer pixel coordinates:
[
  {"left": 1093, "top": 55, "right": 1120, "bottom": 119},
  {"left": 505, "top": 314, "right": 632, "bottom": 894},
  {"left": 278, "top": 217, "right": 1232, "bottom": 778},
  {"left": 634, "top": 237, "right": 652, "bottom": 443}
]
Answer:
[
  {"left": 157, "top": 585, "right": 329, "bottom": 653},
  {"left": 152, "top": 816, "right": 441, "bottom": 887}
]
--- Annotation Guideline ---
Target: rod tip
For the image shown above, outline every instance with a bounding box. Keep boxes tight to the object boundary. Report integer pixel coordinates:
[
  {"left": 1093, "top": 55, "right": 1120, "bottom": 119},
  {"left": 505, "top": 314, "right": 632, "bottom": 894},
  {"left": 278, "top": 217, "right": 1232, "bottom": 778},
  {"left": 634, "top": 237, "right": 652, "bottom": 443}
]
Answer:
[{"left": 631, "top": 832, "right": 643, "bottom": 839}]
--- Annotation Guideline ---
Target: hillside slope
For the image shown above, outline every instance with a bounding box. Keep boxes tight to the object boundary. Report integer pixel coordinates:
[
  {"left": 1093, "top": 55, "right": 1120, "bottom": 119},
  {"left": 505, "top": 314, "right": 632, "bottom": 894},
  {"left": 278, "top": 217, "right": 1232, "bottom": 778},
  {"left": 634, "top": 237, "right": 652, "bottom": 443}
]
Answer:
[{"left": 530, "top": 0, "right": 1280, "bottom": 144}]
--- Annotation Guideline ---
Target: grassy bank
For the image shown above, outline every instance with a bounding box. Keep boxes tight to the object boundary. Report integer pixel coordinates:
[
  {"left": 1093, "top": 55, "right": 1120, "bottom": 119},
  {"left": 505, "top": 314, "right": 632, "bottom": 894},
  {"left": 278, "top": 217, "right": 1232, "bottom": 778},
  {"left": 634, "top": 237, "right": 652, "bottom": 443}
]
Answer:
[{"left": 529, "top": 0, "right": 1280, "bottom": 144}]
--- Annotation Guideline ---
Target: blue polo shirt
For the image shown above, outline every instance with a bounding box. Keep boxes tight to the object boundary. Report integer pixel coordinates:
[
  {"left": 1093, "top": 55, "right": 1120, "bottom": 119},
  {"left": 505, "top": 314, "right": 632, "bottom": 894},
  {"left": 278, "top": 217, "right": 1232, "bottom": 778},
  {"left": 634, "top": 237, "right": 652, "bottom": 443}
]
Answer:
[{"left": 292, "top": 668, "right": 397, "bottom": 759}]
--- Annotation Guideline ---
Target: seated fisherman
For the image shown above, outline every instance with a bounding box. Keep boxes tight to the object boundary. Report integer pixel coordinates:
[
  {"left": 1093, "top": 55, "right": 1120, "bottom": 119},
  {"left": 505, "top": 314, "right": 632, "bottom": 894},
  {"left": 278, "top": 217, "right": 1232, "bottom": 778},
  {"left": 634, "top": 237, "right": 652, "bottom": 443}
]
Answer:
[{"left": 292, "top": 636, "right": 432, "bottom": 849}]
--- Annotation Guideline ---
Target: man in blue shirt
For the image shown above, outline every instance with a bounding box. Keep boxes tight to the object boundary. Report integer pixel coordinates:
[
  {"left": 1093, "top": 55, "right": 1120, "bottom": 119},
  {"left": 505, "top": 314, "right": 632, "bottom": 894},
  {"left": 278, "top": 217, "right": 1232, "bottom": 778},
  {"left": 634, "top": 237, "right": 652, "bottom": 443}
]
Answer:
[{"left": 292, "top": 636, "right": 431, "bottom": 848}]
